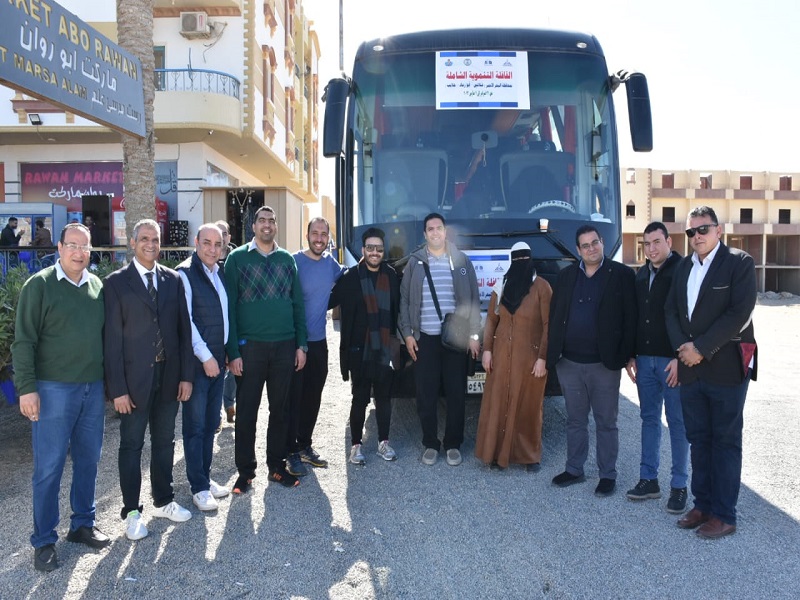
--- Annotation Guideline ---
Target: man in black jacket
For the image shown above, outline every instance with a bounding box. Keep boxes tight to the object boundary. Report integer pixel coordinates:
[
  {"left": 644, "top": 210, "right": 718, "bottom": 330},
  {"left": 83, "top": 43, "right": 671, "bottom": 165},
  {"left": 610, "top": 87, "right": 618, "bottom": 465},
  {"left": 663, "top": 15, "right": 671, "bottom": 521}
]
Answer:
[
  {"left": 547, "top": 224, "right": 637, "bottom": 497},
  {"left": 624, "top": 222, "right": 688, "bottom": 514},
  {"left": 329, "top": 227, "right": 400, "bottom": 465},
  {"left": 1, "top": 217, "right": 24, "bottom": 247},
  {"left": 665, "top": 206, "right": 757, "bottom": 539}
]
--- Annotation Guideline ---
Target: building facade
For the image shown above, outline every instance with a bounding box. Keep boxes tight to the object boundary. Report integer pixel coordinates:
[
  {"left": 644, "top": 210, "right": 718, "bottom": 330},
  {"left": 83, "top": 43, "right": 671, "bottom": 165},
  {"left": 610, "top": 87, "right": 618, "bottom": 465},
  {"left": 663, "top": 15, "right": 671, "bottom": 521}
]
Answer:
[
  {"left": 0, "top": 0, "right": 321, "bottom": 252},
  {"left": 622, "top": 168, "right": 800, "bottom": 294}
]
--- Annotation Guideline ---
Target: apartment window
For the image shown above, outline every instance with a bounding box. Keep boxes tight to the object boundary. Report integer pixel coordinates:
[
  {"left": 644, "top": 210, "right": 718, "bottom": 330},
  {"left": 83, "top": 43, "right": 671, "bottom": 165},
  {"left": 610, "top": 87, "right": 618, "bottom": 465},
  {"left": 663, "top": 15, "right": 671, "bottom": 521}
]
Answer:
[
  {"left": 700, "top": 174, "right": 712, "bottom": 189},
  {"left": 662, "top": 207, "right": 676, "bottom": 223},
  {"left": 780, "top": 176, "right": 792, "bottom": 191},
  {"left": 662, "top": 173, "right": 674, "bottom": 189},
  {"left": 626, "top": 201, "right": 636, "bottom": 218},
  {"left": 626, "top": 169, "right": 636, "bottom": 184},
  {"left": 740, "top": 175, "right": 752, "bottom": 190},
  {"left": 740, "top": 208, "right": 753, "bottom": 224},
  {"left": 779, "top": 209, "right": 791, "bottom": 224},
  {"left": 635, "top": 236, "right": 645, "bottom": 263}
]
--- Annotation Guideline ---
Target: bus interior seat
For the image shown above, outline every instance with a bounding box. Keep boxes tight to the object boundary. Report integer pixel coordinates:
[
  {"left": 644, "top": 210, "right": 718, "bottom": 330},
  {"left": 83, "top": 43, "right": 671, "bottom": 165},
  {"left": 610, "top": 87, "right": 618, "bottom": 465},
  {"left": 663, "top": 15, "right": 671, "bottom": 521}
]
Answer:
[
  {"left": 500, "top": 151, "right": 573, "bottom": 212},
  {"left": 376, "top": 148, "right": 448, "bottom": 219}
]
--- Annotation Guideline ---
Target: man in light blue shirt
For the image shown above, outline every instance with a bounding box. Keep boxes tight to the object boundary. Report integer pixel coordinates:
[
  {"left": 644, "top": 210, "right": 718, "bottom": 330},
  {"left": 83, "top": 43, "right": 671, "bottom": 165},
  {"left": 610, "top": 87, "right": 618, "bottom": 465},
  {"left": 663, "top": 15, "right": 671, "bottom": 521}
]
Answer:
[{"left": 286, "top": 217, "right": 344, "bottom": 475}]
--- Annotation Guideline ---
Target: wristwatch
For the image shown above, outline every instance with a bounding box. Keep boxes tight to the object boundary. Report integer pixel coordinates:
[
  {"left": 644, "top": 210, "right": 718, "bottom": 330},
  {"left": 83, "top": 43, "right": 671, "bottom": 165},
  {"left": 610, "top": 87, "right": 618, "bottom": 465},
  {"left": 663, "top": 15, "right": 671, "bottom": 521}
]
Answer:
[
  {"left": 299, "top": 345, "right": 308, "bottom": 353},
  {"left": 470, "top": 334, "right": 480, "bottom": 341}
]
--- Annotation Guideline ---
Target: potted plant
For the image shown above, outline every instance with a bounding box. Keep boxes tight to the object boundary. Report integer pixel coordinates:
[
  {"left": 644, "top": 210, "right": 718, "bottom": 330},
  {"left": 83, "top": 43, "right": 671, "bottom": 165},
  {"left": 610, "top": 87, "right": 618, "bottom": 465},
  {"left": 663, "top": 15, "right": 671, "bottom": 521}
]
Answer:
[{"left": 0, "top": 265, "right": 33, "bottom": 404}]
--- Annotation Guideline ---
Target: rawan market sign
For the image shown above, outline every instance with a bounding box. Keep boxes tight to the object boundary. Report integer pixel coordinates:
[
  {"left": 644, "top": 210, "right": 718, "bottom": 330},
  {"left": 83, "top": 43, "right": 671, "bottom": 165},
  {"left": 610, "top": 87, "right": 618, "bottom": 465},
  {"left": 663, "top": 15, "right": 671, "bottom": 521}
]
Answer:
[{"left": 0, "top": 0, "right": 145, "bottom": 137}]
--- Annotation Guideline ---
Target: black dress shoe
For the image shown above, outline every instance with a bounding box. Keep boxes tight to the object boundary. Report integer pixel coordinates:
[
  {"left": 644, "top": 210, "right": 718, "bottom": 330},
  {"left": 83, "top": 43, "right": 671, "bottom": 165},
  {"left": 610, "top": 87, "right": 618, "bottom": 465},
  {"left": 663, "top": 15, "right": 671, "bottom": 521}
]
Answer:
[
  {"left": 595, "top": 478, "right": 616, "bottom": 497},
  {"left": 34, "top": 544, "right": 58, "bottom": 572},
  {"left": 552, "top": 471, "right": 586, "bottom": 487},
  {"left": 66, "top": 525, "right": 111, "bottom": 549}
]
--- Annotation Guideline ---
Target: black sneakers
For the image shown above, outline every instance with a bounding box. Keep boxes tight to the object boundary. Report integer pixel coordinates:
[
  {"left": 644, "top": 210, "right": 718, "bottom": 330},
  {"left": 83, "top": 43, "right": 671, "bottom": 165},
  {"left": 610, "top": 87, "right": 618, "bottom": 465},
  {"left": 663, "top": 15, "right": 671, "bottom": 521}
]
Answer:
[
  {"left": 667, "top": 487, "right": 688, "bottom": 514},
  {"left": 300, "top": 446, "right": 328, "bottom": 468},
  {"left": 626, "top": 478, "right": 662, "bottom": 500}
]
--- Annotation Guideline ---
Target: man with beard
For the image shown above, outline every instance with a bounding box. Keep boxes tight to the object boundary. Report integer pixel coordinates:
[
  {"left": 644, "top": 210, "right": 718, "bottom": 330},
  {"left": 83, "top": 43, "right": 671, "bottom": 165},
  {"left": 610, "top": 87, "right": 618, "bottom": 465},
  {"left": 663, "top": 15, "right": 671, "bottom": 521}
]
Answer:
[
  {"left": 330, "top": 227, "right": 400, "bottom": 465},
  {"left": 285, "top": 217, "right": 344, "bottom": 476}
]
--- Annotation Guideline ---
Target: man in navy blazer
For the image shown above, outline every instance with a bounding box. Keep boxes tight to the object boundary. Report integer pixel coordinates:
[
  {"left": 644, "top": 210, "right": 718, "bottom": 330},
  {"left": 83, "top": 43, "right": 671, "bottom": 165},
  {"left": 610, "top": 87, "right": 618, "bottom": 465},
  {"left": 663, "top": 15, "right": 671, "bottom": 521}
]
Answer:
[
  {"left": 547, "top": 224, "right": 637, "bottom": 498},
  {"left": 104, "top": 219, "right": 194, "bottom": 541},
  {"left": 665, "top": 206, "right": 757, "bottom": 539}
]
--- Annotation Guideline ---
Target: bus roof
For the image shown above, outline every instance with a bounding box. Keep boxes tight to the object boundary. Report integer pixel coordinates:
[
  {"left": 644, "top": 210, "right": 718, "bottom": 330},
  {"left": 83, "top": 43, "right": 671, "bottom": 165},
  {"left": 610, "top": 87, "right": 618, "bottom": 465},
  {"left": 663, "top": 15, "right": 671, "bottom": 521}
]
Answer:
[{"left": 356, "top": 28, "right": 605, "bottom": 59}]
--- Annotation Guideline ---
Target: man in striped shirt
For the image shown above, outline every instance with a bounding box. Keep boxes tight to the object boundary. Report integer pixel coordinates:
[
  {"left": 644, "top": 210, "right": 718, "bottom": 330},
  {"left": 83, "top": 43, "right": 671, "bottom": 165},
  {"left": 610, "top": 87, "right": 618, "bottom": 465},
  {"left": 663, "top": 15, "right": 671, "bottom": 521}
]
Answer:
[{"left": 399, "top": 213, "right": 481, "bottom": 467}]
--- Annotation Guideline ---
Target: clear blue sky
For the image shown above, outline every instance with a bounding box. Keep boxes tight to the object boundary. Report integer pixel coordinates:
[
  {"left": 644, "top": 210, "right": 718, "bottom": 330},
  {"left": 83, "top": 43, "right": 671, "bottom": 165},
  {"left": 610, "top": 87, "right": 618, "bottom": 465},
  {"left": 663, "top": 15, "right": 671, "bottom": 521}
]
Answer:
[{"left": 306, "top": 0, "right": 799, "bottom": 176}]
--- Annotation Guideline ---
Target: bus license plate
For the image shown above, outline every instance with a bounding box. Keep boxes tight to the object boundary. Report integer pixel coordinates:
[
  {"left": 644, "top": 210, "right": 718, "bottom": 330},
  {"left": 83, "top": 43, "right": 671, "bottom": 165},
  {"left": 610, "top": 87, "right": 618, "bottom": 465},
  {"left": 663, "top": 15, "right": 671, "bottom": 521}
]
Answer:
[{"left": 467, "top": 372, "right": 486, "bottom": 395}]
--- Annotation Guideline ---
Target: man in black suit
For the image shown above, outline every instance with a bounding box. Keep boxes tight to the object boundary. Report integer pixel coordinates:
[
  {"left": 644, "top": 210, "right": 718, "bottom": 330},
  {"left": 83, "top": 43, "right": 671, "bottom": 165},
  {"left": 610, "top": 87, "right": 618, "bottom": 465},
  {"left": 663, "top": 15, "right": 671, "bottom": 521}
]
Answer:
[
  {"left": 104, "top": 219, "right": 194, "bottom": 541},
  {"left": 665, "top": 205, "right": 757, "bottom": 539},
  {"left": 547, "top": 224, "right": 637, "bottom": 497}
]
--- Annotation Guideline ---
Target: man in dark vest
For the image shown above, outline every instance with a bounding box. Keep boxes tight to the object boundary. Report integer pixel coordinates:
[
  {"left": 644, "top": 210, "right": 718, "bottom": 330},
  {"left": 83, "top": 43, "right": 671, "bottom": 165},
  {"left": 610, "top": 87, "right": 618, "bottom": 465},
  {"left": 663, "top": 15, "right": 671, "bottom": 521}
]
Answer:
[{"left": 177, "top": 223, "right": 231, "bottom": 511}]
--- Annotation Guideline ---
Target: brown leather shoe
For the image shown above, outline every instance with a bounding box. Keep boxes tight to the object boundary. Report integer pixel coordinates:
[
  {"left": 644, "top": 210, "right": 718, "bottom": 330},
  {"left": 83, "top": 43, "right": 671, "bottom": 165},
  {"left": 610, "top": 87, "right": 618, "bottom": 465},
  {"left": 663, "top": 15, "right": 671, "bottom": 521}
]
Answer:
[
  {"left": 226, "top": 406, "right": 236, "bottom": 423},
  {"left": 677, "top": 508, "right": 710, "bottom": 529},
  {"left": 696, "top": 517, "right": 736, "bottom": 539}
]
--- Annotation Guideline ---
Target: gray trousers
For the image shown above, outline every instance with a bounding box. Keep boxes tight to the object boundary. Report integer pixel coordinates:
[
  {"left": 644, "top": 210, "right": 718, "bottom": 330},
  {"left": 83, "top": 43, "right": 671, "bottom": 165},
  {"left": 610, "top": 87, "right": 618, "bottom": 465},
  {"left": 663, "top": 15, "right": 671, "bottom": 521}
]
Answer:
[{"left": 556, "top": 358, "right": 621, "bottom": 480}]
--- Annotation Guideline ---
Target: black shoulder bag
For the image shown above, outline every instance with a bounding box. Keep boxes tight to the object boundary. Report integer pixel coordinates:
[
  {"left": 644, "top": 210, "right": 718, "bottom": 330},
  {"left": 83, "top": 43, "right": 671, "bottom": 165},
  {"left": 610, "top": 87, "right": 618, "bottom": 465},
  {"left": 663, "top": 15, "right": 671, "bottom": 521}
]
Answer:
[{"left": 422, "top": 262, "right": 470, "bottom": 352}]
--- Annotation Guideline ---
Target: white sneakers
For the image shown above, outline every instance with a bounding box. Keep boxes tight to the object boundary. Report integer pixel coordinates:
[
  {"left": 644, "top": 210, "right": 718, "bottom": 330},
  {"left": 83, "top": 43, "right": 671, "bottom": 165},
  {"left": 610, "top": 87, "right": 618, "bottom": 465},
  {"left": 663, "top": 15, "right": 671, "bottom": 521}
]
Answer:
[
  {"left": 192, "top": 491, "right": 218, "bottom": 511},
  {"left": 377, "top": 440, "right": 397, "bottom": 461},
  {"left": 209, "top": 480, "right": 230, "bottom": 499},
  {"left": 151, "top": 501, "right": 192, "bottom": 522},
  {"left": 349, "top": 443, "right": 366, "bottom": 465},
  {"left": 125, "top": 510, "right": 148, "bottom": 541},
  {"left": 446, "top": 449, "right": 463, "bottom": 466}
]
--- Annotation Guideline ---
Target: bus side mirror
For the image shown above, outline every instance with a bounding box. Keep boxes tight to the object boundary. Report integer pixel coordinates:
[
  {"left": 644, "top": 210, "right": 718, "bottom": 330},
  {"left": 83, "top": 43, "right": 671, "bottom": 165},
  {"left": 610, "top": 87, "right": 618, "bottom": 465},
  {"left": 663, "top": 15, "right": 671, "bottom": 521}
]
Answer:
[
  {"left": 323, "top": 78, "right": 350, "bottom": 157},
  {"left": 625, "top": 73, "right": 653, "bottom": 152}
]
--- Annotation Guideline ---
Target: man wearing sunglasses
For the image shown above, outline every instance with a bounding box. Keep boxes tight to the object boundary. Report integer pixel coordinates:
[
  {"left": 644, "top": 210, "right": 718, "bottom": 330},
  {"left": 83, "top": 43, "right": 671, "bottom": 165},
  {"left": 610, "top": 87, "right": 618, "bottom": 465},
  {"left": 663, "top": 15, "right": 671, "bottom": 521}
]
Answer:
[
  {"left": 329, "top": 227, "right": 400, "bottom": 465},
  {"left": 665, "top": 205, "right": 757, "bottom": 539}
]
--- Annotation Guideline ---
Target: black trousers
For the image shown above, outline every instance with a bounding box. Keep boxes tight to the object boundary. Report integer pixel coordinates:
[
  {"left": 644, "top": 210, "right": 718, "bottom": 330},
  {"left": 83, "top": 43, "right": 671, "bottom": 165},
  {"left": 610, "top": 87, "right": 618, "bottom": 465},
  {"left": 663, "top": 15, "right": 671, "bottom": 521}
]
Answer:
[
  {"left": 349, "top": 359, "right": 393, "bottom": 445},
  {"left": 119, "top": 362, "right": 178, "bottom": 515},
  {"left": 234, "top": 339, "right": 295, "bottom": 475},
  {"left": 287, "top": 340, "right": 329, "bottom": 453},
  {"left": 414, "top": 333, "right": 467, "bottom": 451}
]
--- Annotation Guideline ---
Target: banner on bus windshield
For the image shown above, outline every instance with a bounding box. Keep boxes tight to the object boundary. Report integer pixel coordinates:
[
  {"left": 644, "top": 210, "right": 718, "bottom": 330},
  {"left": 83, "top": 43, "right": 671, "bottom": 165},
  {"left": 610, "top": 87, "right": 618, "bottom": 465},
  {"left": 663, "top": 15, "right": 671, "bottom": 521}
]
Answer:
[{"left": 436, "top": 51, "right": 530, "bottom": 110}]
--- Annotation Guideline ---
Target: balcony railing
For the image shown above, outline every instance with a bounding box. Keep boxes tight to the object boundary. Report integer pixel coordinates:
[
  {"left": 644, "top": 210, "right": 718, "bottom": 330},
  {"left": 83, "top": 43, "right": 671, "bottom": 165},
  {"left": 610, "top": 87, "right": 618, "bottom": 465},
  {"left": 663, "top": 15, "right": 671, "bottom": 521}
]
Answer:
[{"left": 154, "top": 68, "right": 241, "bottom": 99}]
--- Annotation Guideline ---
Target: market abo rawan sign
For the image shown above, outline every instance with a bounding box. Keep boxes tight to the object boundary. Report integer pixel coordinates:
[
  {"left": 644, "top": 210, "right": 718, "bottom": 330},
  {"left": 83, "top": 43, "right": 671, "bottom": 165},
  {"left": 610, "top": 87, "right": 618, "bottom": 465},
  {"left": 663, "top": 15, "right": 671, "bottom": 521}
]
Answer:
[{"left": 0, "top": 0, "right": 145, "bottom": 138}]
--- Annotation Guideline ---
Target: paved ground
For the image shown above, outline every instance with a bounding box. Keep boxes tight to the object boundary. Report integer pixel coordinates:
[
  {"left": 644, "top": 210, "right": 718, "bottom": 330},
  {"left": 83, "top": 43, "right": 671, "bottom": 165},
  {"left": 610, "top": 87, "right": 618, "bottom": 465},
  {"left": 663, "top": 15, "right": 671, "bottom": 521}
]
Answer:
[{"left": 0, "top": 301, "right": 799, "bottom": 599}]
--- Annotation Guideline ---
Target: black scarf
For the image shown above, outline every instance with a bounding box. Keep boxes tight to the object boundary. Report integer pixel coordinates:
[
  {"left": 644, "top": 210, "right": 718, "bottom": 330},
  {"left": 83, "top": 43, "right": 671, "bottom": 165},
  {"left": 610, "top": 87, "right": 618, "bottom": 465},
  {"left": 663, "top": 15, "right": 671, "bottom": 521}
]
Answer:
[
  {"left": 501, "top": 251, "right": 536, "bottom": 315},
  {"left": 358, "top": 261, "right": 393, "bottom": 374}
]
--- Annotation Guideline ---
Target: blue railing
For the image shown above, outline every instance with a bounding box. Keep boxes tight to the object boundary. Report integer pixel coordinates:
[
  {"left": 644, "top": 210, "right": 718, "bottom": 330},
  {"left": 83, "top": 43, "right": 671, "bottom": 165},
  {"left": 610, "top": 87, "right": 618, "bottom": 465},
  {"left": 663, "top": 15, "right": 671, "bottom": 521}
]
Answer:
[{"left": 154, "top": 68, "right": 241, "bottom": 99}]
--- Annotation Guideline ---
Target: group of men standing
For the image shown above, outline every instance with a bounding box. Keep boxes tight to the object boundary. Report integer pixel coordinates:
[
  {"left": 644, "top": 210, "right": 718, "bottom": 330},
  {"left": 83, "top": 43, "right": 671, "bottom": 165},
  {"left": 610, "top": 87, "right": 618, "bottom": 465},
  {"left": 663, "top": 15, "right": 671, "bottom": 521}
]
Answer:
[
  {"left": 547, "top": 207, "right": 756, "bottom": 542},
  {"left": 12, "top": 203, "right": 757, "bottom": 572}
]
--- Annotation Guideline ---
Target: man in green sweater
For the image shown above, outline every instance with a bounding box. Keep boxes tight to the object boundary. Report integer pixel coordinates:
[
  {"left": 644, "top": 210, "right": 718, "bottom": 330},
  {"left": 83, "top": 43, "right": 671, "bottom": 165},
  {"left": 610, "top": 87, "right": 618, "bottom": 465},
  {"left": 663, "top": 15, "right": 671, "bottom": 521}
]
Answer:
[
  {"left": 12, "top": 223, "right": 108, "bottom": 572},
  {"left": 225, "top": 205, "right": 308, "bottom": 491}
]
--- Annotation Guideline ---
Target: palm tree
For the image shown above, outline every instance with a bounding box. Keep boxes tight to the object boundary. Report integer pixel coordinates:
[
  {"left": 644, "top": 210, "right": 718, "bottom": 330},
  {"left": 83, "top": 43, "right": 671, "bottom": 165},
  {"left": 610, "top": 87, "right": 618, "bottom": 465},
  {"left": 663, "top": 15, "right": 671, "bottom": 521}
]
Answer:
[{"left": 116, "top": 0, "right": 156, "bottom": 256}]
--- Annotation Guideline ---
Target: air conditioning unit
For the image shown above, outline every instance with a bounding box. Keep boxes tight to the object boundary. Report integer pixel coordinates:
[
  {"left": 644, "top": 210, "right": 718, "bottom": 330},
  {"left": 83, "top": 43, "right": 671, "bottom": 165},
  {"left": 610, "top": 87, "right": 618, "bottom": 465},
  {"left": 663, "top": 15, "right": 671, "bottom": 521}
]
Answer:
[{"left": 180, "top": 12, "right": 211, "bottom": 38}]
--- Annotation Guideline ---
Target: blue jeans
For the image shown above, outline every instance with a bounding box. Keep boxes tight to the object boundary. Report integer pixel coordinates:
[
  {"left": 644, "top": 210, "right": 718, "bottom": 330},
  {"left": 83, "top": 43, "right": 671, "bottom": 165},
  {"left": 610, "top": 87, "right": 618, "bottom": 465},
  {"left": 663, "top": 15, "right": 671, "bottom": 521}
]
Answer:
[
  {"left": 31, "top": 380, "right": 105, "bottom": 548},
  {"left": 222, "top": 368, "right": 236, "bottom": 410},
  {"left": 182, "top": 371, "right": 224, "bottom": 494},
  {"left": 681, "top": 374, "right": 750, "bottom": 526},
  {"left": 635, "top": 356, "right": 689, "bottom": 489}
]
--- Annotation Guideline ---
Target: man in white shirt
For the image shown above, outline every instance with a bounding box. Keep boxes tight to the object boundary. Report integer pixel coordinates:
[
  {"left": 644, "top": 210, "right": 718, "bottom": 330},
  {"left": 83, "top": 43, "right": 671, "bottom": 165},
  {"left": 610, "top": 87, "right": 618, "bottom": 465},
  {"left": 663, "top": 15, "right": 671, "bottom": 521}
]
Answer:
[{"left": 177, "top": 224, "right": 231, "bottom": 511}]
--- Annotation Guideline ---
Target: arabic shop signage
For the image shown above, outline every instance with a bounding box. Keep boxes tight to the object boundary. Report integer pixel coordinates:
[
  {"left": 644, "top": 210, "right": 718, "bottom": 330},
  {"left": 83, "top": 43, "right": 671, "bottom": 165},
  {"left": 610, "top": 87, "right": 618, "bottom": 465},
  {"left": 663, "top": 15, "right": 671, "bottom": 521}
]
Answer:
[
  {"left": 435, "top": 50, "right": 530, "bottom": 110},
  {"left": 21, "top": 161, "right": 179, "bottom": 217},
  {"left": 0, "top": 0, "right": 145, "bottom": 137}
]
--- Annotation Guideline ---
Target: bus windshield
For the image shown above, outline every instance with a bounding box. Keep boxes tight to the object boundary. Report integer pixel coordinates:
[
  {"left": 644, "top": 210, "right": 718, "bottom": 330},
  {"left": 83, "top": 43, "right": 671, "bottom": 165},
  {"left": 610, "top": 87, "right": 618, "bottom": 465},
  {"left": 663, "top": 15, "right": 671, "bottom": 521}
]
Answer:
[{"left": 346, "top": 47, "right": 620, "bottom": 263}]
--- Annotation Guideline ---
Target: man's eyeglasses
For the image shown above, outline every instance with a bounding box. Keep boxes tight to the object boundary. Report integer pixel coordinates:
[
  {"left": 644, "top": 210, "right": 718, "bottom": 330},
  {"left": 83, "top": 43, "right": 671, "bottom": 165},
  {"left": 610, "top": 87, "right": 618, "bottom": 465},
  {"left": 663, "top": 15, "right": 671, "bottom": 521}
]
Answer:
[
  {"left": 364, "top": 244, "right": 384, "bottom": 253},
  {"left": 579, "top": 239, "right": 602, "bottom": 251},
  {"left": 62, "top": 242, "right": 92, "bottom": 253},
  {"left": 685, "top": 224, "right": 717, "bottom": 238}
]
